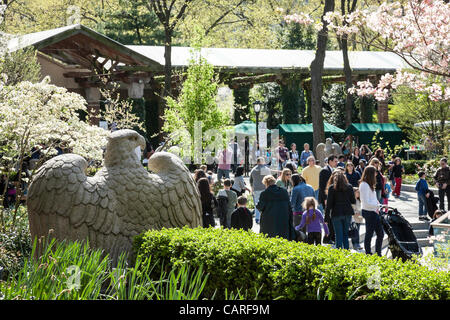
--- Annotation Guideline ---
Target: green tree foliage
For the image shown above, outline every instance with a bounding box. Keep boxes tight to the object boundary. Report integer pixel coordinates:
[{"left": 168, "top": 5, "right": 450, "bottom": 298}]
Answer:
[
  {"left": 162, "top": 48, "right": 230, "bottom": 147},
  {"left": 179, "top": 0, "right": 328, "bottom": 49},
  {"left": 355, "top": 94, "right": 377, "bottom": 123},
  {"left": 0, "top": 47, "right": 41, "bottom": 85},
  {"left": 277, "top": 21, "right": 316, "bottom": 50},
  {"left": 322, "top": 83, "right": 359, "bottom": 129},
  {"left": 249, "top": 82, "right": 282, "bottom": 129},
  {"left": 233, "top": 84, "right": 251, "bottom": 124},
  {"left": 2, "top": 0, "right": 104, "bottom": 34},
  {"left": 389, "top": 86, "right": 449, "bottom": 155},
  {"left": 96, "top": 0, "right": 165, "bottom": 45},
  {"left": 267, "top": 22, "right": 317, "bottom": 126},
  {"left": 280, "top": 77, "right": 302, "bottom": 124}
]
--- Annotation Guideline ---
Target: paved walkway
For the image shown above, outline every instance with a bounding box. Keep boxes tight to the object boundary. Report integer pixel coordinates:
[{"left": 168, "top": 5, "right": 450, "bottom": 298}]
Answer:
[{"left": 213, "top": 173, "right": 439, "bottom": 227}]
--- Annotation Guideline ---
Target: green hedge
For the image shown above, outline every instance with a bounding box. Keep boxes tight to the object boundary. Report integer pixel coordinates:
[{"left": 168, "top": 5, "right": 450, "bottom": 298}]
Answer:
[
  {"left": 401, "top": 160, "right": 428, "bottom": 174},
  {"left": 134, "top": 227, "right": 450, "bottom": 300}
]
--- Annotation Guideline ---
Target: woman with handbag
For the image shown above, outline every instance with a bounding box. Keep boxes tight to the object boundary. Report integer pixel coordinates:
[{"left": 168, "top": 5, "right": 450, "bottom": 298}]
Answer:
[
  {"left": 350, "top": 188, "right": 364, "bottom": 251},
  {"left": 324, "top": 171, "right": 356, "bottom": 249}
]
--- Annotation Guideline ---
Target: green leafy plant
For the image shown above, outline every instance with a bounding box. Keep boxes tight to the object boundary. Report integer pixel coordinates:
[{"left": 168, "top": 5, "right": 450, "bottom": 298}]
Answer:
[
  {"left": 0, "top": 238, "right": 210, "bottom": 300},
  {"left": 370, "top": 129, "right": 405, "bottom": 161},
  {"left": 0, "top": 206, "right": 32, "bottom": 280}
]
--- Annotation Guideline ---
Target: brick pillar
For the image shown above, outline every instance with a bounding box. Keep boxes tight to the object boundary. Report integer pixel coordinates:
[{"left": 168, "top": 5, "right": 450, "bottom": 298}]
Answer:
[{"left": 377, "top": 99, "right": 389, "bottom": 123}]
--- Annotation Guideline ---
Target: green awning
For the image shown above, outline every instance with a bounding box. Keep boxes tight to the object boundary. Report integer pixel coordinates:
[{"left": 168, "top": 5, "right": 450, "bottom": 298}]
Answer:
[
  {"left": 234, "top": 120, "right": 271, "bottom": 136},
  {"left": 345, "top": 123, "right": 401, "bottom": 135},
  {"left": 344, "top": 123, "right": 403, "bottom": 148},
  {"left": 276, "top": 122, "right": 344, "bottom": 150},
  {"left": 279, "top": 123, "right": 344, "bottom": 134}
]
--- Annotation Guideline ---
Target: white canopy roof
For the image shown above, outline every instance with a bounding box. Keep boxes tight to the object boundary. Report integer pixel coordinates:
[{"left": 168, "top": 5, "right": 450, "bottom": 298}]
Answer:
[
  {"left": 7, "top": 24, "right": 409, "bottom": 75},
  {"left": 127, "top": 45, "right": 408, "bottom": 74}
]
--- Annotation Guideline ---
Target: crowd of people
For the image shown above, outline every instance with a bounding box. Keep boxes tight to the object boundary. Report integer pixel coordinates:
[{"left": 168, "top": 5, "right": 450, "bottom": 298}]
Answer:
[{"left": 194, "top": 141, "right": 450, "bottom": 257}]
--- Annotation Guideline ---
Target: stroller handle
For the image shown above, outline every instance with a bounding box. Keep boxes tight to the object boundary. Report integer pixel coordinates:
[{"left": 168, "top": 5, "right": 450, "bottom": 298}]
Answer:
[{"left": 380, "top": 206, "right": 399, "bottom": 215}]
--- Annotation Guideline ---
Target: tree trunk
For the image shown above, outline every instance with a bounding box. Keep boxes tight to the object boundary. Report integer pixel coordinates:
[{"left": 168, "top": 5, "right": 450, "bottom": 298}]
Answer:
[
  {"left": 359, "top": 96, "right": 373, "bottom": 123},
  {"left": 303, "top": 82, "right": 312, "bottom": 123},
  {"left": 310, "top": 0, "right": 335, "bottom": 151},
  {"left": 341, "top": 36, "right": 354, "bottom": 127},
  {"left": 163, "top": 29, "right": 173, "bottom": 99}
]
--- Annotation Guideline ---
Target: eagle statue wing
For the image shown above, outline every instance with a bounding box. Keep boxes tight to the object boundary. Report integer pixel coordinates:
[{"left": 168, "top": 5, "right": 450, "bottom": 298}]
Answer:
[
  {"left": 144, "top": 152, "right": 202, "bottom": 230},
  {"left": 27, "top": 154, "right": 122, "bottom": 257},
  {"left": 331, "top": 142, "right": 342, "bottom": 156}
]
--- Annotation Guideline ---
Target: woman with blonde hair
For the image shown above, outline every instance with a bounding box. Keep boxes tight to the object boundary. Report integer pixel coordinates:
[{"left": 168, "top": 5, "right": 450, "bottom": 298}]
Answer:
[
  {"left": 295, "top": 197, "right": 329, "bottom": 245},
  {"left": 276, "top": 168, "right": 293, "bottom": 195},
  {"left": 256, "top": 175, "right": 296, "bottom": 240}
]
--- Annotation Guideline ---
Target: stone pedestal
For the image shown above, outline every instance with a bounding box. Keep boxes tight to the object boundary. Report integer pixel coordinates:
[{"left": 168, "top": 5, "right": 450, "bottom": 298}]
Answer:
[{"left": 84, "top": 87, "right": 101, "bottom": 126}]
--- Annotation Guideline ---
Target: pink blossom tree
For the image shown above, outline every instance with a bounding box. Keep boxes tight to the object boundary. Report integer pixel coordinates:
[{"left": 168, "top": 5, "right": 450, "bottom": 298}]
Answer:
[{"left": 286, "top": 0, "right": 449, "bottom": 102}]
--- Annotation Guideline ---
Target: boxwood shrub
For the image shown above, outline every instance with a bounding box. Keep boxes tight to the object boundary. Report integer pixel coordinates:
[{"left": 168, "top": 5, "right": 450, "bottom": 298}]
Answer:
[{"left": 134, "top": 227, "right": 450, "bottom": 300}]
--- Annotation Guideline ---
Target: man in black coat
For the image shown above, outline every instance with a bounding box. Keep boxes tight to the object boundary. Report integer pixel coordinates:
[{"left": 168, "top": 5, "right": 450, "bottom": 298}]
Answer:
[{"left": 318, "top": 155, "right": 338, "bottom": 244}]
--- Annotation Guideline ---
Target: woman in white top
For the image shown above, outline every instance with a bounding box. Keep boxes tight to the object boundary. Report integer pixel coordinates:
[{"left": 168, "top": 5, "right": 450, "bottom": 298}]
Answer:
[
  {"left": 359, "top": 165, "right": 384, "bottom": 256},
  {"left": 231, "top": 166, "right": 250, "bottom": 196}
]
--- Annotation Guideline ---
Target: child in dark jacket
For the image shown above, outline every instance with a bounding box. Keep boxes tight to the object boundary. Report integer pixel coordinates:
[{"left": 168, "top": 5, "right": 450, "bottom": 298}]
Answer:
[
  {"left": 230, "top": 196, "right": 253, "bottom": 231},
  {"left": 231, "top": 196, "right": 253, "bottom": 231},
  {"left": 296, "top": 197, "right": 329, "bottom": 245},
  {"left": 415, "top": 171, "right": 430, "bottom": 221}
]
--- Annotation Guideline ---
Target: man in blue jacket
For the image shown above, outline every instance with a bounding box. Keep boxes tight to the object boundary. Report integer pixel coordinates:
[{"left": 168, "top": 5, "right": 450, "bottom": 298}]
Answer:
[{"left": 415, "top": 171, "right": 430, "bottom": 221}]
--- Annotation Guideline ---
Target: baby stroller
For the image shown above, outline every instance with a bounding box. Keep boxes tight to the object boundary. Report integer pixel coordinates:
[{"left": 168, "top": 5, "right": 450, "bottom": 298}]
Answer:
[{"left": 380, "top": 207, "right": 422, "bottom": 261}]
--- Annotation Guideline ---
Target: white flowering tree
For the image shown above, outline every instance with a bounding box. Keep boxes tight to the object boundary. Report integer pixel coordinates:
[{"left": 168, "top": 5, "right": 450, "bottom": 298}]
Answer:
[
  {"left": 0, "top": 75, "right": 109, "bottom": 230},
  {"left": 0, "top": 3, "right": 110, "bottom": 230},
  {"left": 96, "top": 75, "right": 146, "bottom": 133}
]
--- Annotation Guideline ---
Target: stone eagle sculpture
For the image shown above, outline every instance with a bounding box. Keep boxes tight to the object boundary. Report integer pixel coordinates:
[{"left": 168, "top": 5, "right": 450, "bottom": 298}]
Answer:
[
  {"left": 27, "top": 129, "right": 202, "bottom": 263},
  {"left": 315, "top": 137, "right": 342, "bottom": 167}
]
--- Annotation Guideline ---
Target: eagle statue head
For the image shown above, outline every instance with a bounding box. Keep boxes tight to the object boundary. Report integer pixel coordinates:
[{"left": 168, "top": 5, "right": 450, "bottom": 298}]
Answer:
[{"left": 104, "top": 129, "right": 146, "bottom": 167}]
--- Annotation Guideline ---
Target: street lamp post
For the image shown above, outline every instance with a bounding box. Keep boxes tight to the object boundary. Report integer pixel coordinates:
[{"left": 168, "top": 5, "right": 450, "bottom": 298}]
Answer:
[{"left": 253, "top": 100, "right": 262, "bottom": 158}]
